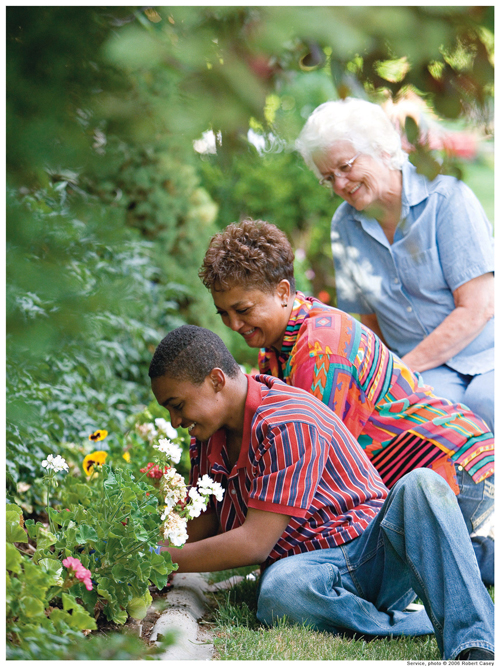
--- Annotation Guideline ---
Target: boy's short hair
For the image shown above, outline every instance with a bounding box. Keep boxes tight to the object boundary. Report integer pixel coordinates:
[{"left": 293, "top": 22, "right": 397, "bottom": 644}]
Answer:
[
  {"left": 199, "top": 219, "right": 296, "bottom": 293},
  {"left": 149, "top": 325, "right": 240, "bottom": 384}
]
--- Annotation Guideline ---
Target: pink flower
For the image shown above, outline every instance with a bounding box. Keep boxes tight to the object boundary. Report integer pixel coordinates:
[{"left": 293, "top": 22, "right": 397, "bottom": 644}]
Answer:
[{"left": 62, "top": 556, "right": 93, "bottom": 591}]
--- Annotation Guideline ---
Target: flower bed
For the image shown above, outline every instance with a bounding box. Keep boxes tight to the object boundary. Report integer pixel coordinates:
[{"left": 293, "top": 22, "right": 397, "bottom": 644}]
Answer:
[{"left": 6, "top": 411, "right": 223, "bottom": 659}]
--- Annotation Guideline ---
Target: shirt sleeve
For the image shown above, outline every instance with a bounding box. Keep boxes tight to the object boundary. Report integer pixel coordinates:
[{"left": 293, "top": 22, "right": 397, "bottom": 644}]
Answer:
[
  {"left": 247, "top": 422, "right": 326, "bottom": 518},
  {"left": 435, "top": 179, "right": 494, "bottom": 292},
  {"left": 331, "top": 211, "right": 376, "bottom": 315}
]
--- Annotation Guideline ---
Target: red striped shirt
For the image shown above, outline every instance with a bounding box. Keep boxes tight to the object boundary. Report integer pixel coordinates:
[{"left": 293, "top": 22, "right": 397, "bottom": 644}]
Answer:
[{"left": 189, "top": 374, "right": 387, "bottom": 568}]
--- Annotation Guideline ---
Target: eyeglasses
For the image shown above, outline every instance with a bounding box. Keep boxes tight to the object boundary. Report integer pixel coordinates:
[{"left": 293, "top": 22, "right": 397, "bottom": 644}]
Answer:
[{"left": 319, "top": 153, "right": 361, "bottom": 188}]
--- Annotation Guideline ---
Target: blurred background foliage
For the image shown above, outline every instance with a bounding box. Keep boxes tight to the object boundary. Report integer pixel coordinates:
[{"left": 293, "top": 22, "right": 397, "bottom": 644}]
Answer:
[{"left": 7, "top": 6, "right": 494, "bottom": 507}]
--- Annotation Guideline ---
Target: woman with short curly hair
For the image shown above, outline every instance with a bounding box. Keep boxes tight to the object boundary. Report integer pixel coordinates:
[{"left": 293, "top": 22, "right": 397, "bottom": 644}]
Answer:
[{"left": 200, "top": 219, "right": 295, "bottom": 295}]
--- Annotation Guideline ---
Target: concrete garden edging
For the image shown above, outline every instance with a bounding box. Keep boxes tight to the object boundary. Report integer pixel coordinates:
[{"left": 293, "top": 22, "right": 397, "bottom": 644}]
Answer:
[{"left": 149, "top": 572, "right": 246, "bottom": 660}]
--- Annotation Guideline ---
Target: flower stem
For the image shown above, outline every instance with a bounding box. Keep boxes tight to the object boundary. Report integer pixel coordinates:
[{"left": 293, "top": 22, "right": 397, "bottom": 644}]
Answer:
[{"left": 96, "top": 527, "right": 161, "bottom": 572}]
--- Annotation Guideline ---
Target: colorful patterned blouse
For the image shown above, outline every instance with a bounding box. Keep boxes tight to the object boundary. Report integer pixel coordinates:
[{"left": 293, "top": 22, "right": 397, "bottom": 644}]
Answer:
[{"left": 258, "top": 292, "right": 494, "bottom": 490}]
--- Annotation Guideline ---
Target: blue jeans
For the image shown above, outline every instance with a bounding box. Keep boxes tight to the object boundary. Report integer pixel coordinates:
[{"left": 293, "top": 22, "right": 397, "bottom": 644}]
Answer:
[
  {"left": 420, "top": 365, "right": 494, "bottom": 433},
  {"left": 257, "top": 469, "right": 494, "bottom": 660}
]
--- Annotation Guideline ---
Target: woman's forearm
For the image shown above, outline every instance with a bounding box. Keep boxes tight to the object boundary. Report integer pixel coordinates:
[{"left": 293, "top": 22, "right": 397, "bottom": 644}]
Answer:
[
  {"left": 401, "top": 274, "right": 494, "bottom": 373},
  {"left": 401, "top": 306, "right": 491, "bottom": 372}
]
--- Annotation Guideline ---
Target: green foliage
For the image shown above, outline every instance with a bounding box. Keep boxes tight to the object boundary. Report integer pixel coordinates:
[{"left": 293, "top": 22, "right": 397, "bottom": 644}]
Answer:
[
  {"left": 6, "top": 620, "right": 171, "bottom": 660},
  {"left": 7, "top": 181, "right": 183, "bottom": 503},
  {"left": 6, "top": 457, "right": 180, "bottom": 657},
  {"left": 21, "top": 462, "right": 176, "bottom": 620},
  {"left": 7, "top": 508, "right": 98, "bottom": 656}
]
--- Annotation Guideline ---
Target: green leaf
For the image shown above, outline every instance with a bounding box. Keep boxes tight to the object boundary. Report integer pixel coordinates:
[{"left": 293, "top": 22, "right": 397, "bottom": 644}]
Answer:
[
  {"left": 111, "top": 563, "right": 134, "bottom": 583},
  {"left": 103, "top": 467, "right": 117, "bottom": 489},
  {"left": 61, "top": 526, "right": 77, "bottom": 548},
  {"left": 24, "top": 518, "right": 38, "bottom": 539},
  {"left": 65, "top": 607, "right": 98, "bottom": 631},
  {"left": 75, "top": 524, "right": 99, "bottom": 544},
  {"left": 6, "top": 543, "right": 23, "bottom": 573},
  {"left": 61, "top": 593, "right": 79, "bottom": 611},
  {"left": 110, "top": 607, "right": 128, "bottom": 625},
  {"left": 22, "top": 559, "right": 54, "bottom": 597},
  {"left": 127, "top": 590, "right": 152, "bottom": 620},
  {"left": 48, "top": 607, "right": 73, "bottom": 632},
  {"left": 36, "top": 527, "right": 58, "bottom": 550},
  {"left": 121, "top": 487, "right": 137, "bottom": 503},
  {"left": 6, "top": 520, "right": 28, "bottom": 544},
  {"left": 149, "top": 568, "right": 170, "bottom": 591},
  {"left": 96, "top": 577, "right": 117, "bottom": 605},
  {"left": 19, "top": 595, "right": 46, "bottom": 618},
  {"left": 6, "top": 503, "right": 23, "bottom": 517},
  {"left": 38, "top": 558, "right": 64, "bottom": 585},
  {"left": 62, "top": 483, "right": 91, "bottom": 505}
]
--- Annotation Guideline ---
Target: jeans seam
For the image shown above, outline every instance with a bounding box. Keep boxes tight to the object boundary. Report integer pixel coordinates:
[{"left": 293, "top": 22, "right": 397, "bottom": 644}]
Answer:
[
  {"left": 381, "top": 519, "right": 443, "bottom": 632},
  {"left": 339, "top": 544, "right": 365, "bottom": 597}
]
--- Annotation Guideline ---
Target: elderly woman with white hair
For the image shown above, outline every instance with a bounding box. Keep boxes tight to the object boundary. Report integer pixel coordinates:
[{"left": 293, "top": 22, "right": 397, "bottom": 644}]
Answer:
[{"left": 296, "top": 98, "right": 494, "bottom": 434}]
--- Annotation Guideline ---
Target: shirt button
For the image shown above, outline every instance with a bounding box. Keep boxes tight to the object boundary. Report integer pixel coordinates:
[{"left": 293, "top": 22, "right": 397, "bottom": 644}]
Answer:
[
  {"left": 406, "top": 306, "right": 412, "bottom": 313},
  {"left": 393, "top": 277, "right": 399, "bottom": 284},
  {"left": 231, "top": 489, "right": 237, "bottom": 495},
  {"left": 458, "top": 466, "right": 463, "bottom": 471}
]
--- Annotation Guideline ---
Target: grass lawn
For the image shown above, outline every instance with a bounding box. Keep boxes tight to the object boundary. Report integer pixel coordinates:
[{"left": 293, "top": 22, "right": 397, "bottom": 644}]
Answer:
[{"left": 207, "top": 571, "right": 444, "bottom": 661}]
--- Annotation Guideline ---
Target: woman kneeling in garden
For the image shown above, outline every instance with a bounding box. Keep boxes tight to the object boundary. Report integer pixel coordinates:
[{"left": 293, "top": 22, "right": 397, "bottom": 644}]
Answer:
[
  {"left": 200, "top": 219, "right": 494, "bottom": 585},
  {"left": 149, "top": 324, "right": 493, "bottom": 661}
]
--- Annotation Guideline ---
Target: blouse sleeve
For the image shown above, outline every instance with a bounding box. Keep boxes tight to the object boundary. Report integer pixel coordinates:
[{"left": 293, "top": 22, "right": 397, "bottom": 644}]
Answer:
[
  {"left": 435, "top": 179, "right": 494, "bottom": 292},
  {"left": 287, "top": 321, "right": 375, "bottom": 440}
]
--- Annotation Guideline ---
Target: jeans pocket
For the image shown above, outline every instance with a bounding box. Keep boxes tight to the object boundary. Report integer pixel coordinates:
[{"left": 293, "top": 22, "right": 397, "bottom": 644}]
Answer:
[{"left": 456, "top": 468, "right": 494, "bottom": 533}]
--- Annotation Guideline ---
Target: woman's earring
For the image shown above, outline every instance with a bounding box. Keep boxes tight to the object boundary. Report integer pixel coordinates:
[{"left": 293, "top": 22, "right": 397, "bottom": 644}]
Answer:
[{"left": 282, "top": 302, "right": 288, "bottom": 308}]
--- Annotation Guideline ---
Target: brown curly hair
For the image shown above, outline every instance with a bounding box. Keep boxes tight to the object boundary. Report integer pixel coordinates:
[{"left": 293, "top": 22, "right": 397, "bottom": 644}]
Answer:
[{"left": 199, "top": 219, "right": 295, "bottom": 293}]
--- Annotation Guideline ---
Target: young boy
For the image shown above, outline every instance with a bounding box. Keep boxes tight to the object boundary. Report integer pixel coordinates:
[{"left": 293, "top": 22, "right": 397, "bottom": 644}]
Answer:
[{"left": 149, "top": 325, "right": 494, "bottom": 661}]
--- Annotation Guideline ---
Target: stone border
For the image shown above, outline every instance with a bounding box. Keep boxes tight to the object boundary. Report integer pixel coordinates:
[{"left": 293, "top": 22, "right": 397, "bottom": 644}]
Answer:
[{"left": 148, "top": 572, "right": 246, "bottom": 660}]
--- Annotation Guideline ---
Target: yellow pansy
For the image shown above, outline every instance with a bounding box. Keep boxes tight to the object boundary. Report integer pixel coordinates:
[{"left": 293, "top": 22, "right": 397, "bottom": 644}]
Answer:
[
  {"left": 89, "top": 429, "right": 108, "bottom": 442},
  {"left": 83, "top": 451, "right": 108, "bottom": 476}
]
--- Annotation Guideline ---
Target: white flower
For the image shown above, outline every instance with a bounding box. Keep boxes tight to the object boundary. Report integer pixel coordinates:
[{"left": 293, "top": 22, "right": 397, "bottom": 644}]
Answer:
[
  {"left": 160, "top": 505, "right": 172, "bottom": 521},
  {"left": 161, "top": 512, "right": 188, "bottom": 547},
  {"left": 155, "top": 418, "right": 178, "bottom": 440},
  {"left": 154, "top": 438, "right": 182, "bottom": 464},
  {"left": 41, "top": 454, "right": 69, "bottom": 473},
  {"left": 186, "top": 487, "right": 207, "bottom": 519},
  {"left": 135, "top": 422, "right": 158, "bottom": 442},
  {"left": 160, "top": 468, "right": 187, "bottom": 511},
  {"left": 197, "top": 474, "right": 224, "bottom": 502}
]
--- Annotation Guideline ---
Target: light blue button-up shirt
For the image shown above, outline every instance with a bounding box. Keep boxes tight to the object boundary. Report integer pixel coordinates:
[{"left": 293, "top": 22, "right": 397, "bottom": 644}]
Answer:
[{"left": 330, "top": 161, "right": 494, "bottom": 375}]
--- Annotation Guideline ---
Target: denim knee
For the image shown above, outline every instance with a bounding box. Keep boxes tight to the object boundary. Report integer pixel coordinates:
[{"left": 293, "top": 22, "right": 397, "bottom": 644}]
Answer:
[
  {"left": 257, "top": 557, "right": 302, "bottom": 625},
  {"left": 397, "top": 467, "right": 452, "bottom": 498}
]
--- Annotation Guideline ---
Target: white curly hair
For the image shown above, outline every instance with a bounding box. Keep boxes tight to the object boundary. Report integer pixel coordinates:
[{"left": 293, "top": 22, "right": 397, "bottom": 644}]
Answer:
[{"left": 296, "top": 98, "right": 408, "bottom": 177}]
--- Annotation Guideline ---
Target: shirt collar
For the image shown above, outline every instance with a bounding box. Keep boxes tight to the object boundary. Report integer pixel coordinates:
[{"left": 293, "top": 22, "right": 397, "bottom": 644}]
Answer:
[
  {"left": 257, "top": 291, "right": 312, "bottom": 377},
  {"left": 280, "top": 291, "right": 317, "bottom": 356},
  {"left": 401, "top": 160, "right": 430, "bottom": 207},
  {"left": 237, "top": 374, "right": 263, "bottom": 468},
  {"left": 351, "top": 160, "right": 429, "bottom": 239},
  {"left": 206, "top": 374, "right": 263, "bottom": 471}
]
